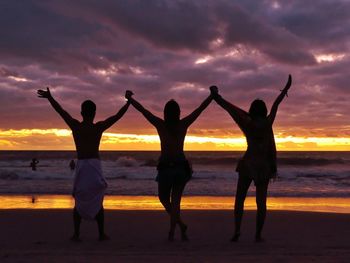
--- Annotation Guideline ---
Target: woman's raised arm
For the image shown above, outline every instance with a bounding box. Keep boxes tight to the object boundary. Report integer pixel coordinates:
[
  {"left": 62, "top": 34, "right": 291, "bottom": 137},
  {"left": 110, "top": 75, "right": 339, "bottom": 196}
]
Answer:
[
  {"left": 268, "top": 74, "right": 292, "bottom": 125},
  {"left": 181, "top": 93, "right": 213, "bottom": 128},
  {"left": 211, "top": 86, "right": 250, "bottom": 128},
  {"left": 125, "top": 90, "right": 163, "bottom": 128}
]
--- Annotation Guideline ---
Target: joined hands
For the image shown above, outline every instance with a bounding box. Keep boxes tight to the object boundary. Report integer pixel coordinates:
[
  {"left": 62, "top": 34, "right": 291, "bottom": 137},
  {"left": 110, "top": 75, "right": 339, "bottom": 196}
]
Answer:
[{"left": 125, "top": 90, "right": 134, "bottom": 100}]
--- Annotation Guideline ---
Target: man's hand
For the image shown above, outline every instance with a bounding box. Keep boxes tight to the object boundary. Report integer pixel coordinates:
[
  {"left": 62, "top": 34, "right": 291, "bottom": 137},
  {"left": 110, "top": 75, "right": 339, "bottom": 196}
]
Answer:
[
  {"left": 37, "top": 87, "right": 52, "bottom": 99},
  {"left": 125, "top": 90, "right": 134, "bottom": 100}
]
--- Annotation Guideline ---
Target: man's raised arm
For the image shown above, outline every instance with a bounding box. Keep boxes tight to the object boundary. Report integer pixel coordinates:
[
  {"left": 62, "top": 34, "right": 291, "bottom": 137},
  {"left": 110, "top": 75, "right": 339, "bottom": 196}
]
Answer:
[
  {"left": 37, "top": 87, "right": 78, "bottom": 129},
  {"left": 97, "top": 101, "right": 131, "bottom": 131}
]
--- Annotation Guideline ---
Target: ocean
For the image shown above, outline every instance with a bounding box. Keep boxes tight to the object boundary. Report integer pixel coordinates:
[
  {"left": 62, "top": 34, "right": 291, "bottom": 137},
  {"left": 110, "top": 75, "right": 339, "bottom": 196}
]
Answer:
[{"left": 0, "top": 151, "right": 349, "bottom": 198}]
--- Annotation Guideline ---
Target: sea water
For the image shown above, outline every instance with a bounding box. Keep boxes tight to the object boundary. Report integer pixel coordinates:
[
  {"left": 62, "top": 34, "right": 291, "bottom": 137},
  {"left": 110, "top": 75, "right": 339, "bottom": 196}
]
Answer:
[{"left": 1, "top": 151, "right": 349, "bottom": 198}]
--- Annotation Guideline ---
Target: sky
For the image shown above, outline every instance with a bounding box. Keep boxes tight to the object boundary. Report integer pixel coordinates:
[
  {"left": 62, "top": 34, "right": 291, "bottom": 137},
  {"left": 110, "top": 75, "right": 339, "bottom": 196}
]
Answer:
[{"left": 0, "top": 0, "right": 349, "bottom": 151}]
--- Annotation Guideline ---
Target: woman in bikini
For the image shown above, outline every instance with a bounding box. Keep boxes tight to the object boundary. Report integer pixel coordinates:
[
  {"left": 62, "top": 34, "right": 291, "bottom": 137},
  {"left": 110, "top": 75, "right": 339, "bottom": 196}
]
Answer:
[
  {"left": 211, "top": 75, "right": 292, "bottom": 242},
  {"left": 125, "top": 90, "right": 213, "bottom": 241}
]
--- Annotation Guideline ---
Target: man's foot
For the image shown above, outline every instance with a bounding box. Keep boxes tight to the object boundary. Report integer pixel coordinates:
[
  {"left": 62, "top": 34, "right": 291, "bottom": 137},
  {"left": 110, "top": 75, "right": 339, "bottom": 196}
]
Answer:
[
  {"left": 168, "top": 230, "right": 175, "bottom": 242},
  {"left": 230, "top": 232, "right": 240, "bottom": 242},
  {"left": 180, "top": 224, "right": 189, "bottom": 241},
  {"left": 99, "top": 234, "right": 110, "bottom": 241},
  {"left": 70, "top": 235, "right": 82, "bottom": 242}
]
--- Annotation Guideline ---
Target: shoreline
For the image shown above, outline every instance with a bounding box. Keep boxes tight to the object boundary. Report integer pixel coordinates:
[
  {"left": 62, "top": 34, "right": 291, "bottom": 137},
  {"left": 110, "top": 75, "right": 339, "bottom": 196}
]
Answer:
[{"left": 1, "top": 194, "right": 350, "bottom": 214}]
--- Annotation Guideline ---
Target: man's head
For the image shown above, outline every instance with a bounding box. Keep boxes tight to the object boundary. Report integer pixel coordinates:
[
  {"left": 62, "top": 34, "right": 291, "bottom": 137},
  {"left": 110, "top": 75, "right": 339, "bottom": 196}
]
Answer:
[{"left": 81, "top": 100, "right": 96, "bottom": 120}]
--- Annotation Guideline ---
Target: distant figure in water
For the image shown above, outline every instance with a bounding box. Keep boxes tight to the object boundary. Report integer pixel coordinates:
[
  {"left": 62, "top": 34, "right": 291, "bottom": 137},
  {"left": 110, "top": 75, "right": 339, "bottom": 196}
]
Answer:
[
  {"left": 31, "top": 196, "right": 36, "bottom": 204},
  {"left": 30, "top": 158, "right": 39, "bottom": 171},
  {"left": 125, "top": 90, "right": 213, "bottom": 241},
  {"left": 210, "top": 75, "right": 292, "bottom": 242},
  {"left": 37, "top": 87, "right": 130, "bottom": 242},
  {"left": 69, "top": 160, "right": 76, "bottom": 171}
]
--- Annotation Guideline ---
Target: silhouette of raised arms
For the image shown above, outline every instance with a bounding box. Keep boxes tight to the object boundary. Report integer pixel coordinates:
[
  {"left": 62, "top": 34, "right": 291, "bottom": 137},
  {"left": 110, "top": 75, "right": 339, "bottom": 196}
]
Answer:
[
  {"left": 181, "top": 95, "right": 213, "bottom": 128},
  {"left": 268, "top": 74, "right": 292, "bottom": 124},
  {"left": 125, "top": 90, "right": 213, "bottom": 128},
  {"left": 125, "top": 90, "right": 162, "bottom": 127},
  {"left": 37, "top": 87, "right": 130, "bottom": 131},
  {"left": 210, "top": 85, "right": 250, "bottom": 127},
  {"left": 210, "top": 74, "right": 292, "bottom": 126},
  {"left": 37, "top": 87, "right": 78, "bottom": 129},
  {"left": 95, "top": 102, "right": 130, "bottom": 132}
]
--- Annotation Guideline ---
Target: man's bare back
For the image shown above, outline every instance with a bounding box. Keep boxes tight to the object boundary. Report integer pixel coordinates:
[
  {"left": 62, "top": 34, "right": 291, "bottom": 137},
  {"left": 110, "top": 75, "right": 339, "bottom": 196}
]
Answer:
[{"left": 37, "top": 88, "right": 130, "bottom": 159}]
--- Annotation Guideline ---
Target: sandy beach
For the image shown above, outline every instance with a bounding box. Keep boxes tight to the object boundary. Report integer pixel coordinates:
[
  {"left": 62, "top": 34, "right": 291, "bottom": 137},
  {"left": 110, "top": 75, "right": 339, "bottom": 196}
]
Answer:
[{"left": 0, "top": 209, "right": 349, "bottom": 262}]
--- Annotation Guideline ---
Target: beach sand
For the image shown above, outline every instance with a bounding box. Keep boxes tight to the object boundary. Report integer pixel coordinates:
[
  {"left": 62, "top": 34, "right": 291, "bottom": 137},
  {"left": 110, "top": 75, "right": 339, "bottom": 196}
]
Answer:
[{"left": 0, "top": 210, "right": 349, "bottom": 262}]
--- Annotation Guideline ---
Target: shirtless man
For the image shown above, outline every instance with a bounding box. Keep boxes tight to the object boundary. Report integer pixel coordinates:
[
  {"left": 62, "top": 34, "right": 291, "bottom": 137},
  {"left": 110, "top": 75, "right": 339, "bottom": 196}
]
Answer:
[{"left": 37, "top": 87, "right": 130, "bottom": 241}]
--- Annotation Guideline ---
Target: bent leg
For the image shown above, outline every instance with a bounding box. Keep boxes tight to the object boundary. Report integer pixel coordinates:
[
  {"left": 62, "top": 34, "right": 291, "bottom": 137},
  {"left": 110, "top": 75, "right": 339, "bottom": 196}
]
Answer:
[
  {"left": 158, "top": 180, "right": 172, "bottom": 214},
  {"left": 255, "top": 182, "right": 269, "bottom": 241},
  {"left": 233, "top": 175, "right": 252, "bottom": 240},
  {"left": 170, "top": 181, "right": 187, "bottom": 240}
]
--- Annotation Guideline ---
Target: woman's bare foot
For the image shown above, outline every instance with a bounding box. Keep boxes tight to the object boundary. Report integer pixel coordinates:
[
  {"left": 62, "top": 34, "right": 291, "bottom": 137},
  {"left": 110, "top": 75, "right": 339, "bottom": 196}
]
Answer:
[
  {"left": 180, "top": 224, "right": 189, "bottom": 241},
  {"left": 230, "top": 232, "right": 241, "bottom": 242},
  {"left": 99, "top": 234, "right": 110, "bottom": 241},
  {"left": 168, "top": 230, "right": 175, "bottom": 242}
]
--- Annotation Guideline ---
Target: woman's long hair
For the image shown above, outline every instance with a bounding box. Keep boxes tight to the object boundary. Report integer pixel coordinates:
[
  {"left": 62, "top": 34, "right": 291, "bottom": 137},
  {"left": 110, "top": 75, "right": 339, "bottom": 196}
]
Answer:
[
  {"left": 249, "top": 99, "right": 267, "bottom": 119},
  {"left": 164, "top": 99, "right": 180, "bottom": 132}
]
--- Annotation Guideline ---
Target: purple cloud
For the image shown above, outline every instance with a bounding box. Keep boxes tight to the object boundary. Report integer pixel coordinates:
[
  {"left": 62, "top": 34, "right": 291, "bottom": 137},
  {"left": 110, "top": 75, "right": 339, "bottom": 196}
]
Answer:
[{"left": 0, "top": 0, "right": 349, "bottom": 138}]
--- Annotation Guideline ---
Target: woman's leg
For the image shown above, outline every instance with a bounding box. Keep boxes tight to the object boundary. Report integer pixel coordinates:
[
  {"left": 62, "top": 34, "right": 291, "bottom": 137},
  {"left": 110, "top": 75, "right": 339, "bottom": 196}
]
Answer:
[
  {"left": 170, "top": 181, "right": 187, "bottom": 240},
  {"left": 158, "top": 180, "right": 172, "bottom": 214},
  {"left": 233, "top": 175, "right": 252, "bottom": 241},
  {"left": 95, "top": 207, "right": 109, "bottom": 240},
  {"left": 255, "top": 181, "right": 269, "bottom": 241}
]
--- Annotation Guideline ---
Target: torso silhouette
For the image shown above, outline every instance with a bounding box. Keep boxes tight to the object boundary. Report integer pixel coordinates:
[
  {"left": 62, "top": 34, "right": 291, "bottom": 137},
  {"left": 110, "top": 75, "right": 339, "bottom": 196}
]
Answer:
[
  {"left": 71, "top": 121, "right": 104, "bottom": 160},
  {"left": 241, "top": 117, "right": 273, "bottom": 161},
  {"left": 155, "top": 121, "right": 187, "bottom": 160}
]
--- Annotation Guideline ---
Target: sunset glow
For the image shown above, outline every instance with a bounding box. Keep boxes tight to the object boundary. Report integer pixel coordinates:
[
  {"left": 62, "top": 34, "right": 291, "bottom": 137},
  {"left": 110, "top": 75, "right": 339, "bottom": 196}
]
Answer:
[{"left": 1, "top": 129, "right": 349, "bottom": 151}]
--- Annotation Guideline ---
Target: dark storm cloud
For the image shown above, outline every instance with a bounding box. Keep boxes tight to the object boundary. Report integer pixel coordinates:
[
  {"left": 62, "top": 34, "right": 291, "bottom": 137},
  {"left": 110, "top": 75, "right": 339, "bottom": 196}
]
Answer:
[{"left": 0, "top": 0, "right": 349, "bottom": 136}]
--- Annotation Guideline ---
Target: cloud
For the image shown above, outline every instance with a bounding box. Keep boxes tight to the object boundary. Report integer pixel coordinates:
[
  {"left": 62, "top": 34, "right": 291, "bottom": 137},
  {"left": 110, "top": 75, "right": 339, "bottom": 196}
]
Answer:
[{"left": 0, "top": 0, "right": 349, "bottom": 146}]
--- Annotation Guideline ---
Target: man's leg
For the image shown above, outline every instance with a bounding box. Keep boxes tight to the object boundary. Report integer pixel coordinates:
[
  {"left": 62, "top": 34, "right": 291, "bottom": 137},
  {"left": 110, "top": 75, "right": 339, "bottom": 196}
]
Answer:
[
  {"left": 71, "top": 207, "right": 81, "bottom": 241},
  {"left": 96, "top": 207, "right": 109, "bottom": 241}
]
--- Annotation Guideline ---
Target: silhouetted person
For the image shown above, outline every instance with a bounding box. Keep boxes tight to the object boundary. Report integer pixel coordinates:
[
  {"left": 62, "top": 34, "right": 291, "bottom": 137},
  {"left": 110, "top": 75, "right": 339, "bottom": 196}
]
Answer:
[
  {"left": 210, "top": 75, "right": 292, "bottom": 242},
  {"left": 125, "top": 90, "right": 213, "bottom": 241},
  {"left": 37, "top": 87, "right": 130, "bottom": 241},
  {"left": 69, "top": 160, "right": 76, "bottom": 171},
  {"left": 30, "top": 158, "right": 39, "bottom": 171}
]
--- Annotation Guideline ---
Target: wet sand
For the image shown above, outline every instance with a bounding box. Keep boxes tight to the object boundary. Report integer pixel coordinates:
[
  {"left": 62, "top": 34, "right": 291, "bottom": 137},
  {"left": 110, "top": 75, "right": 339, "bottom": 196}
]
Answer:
[{"left": 0, "top": 209, "right": 349, "bottom": 262}]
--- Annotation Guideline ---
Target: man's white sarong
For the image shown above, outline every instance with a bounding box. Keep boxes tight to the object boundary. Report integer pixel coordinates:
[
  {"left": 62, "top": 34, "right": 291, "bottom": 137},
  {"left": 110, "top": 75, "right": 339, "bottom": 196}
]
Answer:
[{"left": 73, "top": 159, "right": 107, "bottom": 220}]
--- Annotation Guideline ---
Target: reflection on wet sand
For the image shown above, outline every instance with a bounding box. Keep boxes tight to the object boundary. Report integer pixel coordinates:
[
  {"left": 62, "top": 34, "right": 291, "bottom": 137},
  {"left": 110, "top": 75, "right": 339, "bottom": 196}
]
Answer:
[{"left": 0, "top": 195, "right": 349, "bottom": 213}]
